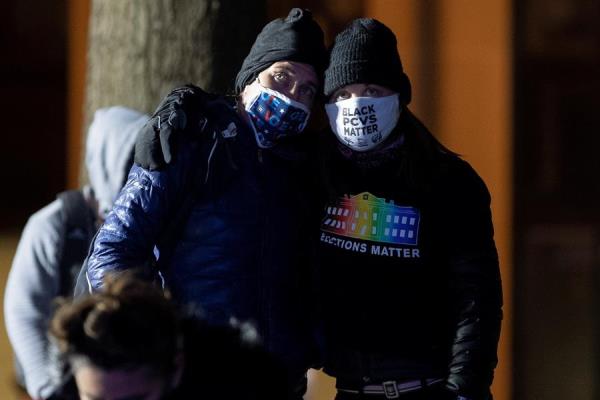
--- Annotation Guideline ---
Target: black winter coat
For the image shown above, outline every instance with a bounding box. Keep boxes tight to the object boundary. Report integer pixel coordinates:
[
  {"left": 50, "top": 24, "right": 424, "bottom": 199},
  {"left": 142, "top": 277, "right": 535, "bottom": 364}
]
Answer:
[{"left": 316, "top": 110, "right": 503, "bottom": 400}]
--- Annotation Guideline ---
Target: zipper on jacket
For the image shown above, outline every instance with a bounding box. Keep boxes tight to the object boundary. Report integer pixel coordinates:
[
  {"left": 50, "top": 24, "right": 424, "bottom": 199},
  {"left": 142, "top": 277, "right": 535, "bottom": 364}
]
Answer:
[
  {"left": 257, "top": 148, "right": 264, "bottom": 164},
  {"left": 257, "top": 148, "right": 269, "bottom": 349}
]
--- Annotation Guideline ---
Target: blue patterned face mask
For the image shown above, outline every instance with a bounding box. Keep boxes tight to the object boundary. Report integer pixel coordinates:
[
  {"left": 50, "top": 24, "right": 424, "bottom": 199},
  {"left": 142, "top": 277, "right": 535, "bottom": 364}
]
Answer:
[{"left": 244, "top": 84, "right": 311, "bottom": 148}]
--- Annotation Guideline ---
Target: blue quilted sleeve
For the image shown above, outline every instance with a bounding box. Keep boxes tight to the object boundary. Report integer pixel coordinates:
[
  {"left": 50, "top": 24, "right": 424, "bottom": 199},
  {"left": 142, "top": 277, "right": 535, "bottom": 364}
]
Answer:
[{"left": 86, "top": 158, "right": 190, "bottom": 291}]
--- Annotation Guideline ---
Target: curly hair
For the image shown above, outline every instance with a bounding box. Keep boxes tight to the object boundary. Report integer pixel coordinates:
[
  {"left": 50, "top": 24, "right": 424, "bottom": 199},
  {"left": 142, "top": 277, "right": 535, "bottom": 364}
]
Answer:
[
  {"left": 50, "top": 273, "right": 181, "bottom": 374},
  {"left": 50, "top": 273, "right": 289, "bottom": 399}
]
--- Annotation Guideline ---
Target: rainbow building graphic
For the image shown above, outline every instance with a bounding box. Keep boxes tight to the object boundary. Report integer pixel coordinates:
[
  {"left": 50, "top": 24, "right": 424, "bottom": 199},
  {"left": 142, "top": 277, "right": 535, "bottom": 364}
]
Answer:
[{"left": 321, "top": 192, "right": 420, "bottom": 246}]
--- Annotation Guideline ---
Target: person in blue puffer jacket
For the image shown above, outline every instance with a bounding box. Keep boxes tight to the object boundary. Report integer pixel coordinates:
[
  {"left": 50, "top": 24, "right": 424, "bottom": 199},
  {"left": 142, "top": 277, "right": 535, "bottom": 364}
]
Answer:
[{"left": 84, "top": 8, "right": 326, "bottom": 399}]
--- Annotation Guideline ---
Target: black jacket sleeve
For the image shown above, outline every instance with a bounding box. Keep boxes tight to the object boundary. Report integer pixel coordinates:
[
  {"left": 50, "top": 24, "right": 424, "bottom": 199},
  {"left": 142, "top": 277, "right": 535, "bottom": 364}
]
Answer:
[{"left": 441, "top": 159, "right": 503, "bottom": 400}]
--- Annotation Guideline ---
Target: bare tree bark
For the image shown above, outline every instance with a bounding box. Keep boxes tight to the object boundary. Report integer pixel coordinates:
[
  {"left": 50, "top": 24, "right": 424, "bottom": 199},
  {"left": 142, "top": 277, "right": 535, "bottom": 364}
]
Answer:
[{"left": 81, "top": 0, "right": 266, "bottom": 182}]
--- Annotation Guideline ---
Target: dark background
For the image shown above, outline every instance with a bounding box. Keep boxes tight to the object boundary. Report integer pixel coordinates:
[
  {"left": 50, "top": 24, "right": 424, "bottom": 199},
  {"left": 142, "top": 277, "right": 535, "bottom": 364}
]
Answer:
[
  {"left": 0, "top": 1, "right": 67, "bottom": 226},
  {"left": 514, "top": 0, "right": 600, "bottom": 399},
  {"left": 1, "top": 0, "right": 600, "bottom": 399}
]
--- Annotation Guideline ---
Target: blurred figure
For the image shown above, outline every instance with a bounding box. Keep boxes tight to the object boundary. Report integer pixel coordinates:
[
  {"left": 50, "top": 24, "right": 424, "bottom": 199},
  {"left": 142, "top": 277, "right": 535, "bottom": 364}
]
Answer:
[
  {"left": 4, "top": 106, "right": 146, "bottom": 399},
  {"left": 316, "top": 19, "right": 503, "bottom": 400},
  {"left": 50, "top": 273, "right": 288, "bottom": 400}
]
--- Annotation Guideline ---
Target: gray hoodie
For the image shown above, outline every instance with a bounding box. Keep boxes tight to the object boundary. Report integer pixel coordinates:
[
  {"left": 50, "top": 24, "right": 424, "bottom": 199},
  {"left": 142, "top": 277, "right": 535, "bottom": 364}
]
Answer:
[{"left": 4, "top": 106, "right": 147, "bottom": 399}]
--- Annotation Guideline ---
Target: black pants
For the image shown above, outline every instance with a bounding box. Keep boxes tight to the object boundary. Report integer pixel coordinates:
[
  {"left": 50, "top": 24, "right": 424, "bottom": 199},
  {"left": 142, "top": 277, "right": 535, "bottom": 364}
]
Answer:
[{"left": 334, "top": 383, "right": 453, "bottom": 400}]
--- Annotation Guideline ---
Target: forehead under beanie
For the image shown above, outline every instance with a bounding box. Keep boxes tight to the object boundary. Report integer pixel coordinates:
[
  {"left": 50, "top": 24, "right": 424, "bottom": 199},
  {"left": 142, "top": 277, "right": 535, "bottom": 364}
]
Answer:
[
  {"left": 324, "top": 18, "right": 412, "bottom": 104},
  {"left": 234, "top": 8, "right": 327, "bottom": 93}
]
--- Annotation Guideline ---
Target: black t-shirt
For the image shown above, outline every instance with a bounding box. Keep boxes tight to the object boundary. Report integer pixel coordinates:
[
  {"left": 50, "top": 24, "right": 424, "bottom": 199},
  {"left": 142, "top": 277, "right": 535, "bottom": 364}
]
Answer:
[{"left": 316, "top": 120, "right": 495, "bottom": 381}]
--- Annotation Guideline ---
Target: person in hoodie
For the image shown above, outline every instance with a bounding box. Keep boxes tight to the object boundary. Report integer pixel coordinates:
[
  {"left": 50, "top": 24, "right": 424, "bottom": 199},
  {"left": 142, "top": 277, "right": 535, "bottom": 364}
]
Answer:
[
  {"left": 84, "top": 8, "right": 326, "bottom": 399},
  {"left": 4, "top": 106, "right": 147, "bottom": 400},
  {"left": 315, "top": 19, "right": 503, "bottom": 400}
]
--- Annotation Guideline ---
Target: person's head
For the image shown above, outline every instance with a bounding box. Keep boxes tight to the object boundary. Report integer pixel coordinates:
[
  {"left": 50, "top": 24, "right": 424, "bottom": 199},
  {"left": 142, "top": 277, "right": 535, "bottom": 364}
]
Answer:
[
  {"left": 50, "top": 274, "right": 289, "bottom": 400},
  {"left": 323, "top": 18, "right": 412, "bottom": 153},
  {"left": 50, "top": 274, "right": 183, "bottom": 400},
  {"left": 85, "top": 107, "right": 148, "bottom": 221},
  {"left": 234, "top": 8, "right": 326, "bottom": 148}
]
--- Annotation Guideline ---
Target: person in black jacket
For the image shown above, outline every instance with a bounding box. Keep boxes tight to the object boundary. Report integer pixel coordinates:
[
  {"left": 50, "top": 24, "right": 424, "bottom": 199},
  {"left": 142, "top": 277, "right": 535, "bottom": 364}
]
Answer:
[{"left": 315, "top": 18, "right": 503, "bottom": 400}]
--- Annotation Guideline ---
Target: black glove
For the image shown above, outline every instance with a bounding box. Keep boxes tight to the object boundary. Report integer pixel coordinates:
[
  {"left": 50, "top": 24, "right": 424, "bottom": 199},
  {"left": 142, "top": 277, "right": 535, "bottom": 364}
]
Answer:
[{"left": 134, "top": 84, "right": 212, "bottom": 170}]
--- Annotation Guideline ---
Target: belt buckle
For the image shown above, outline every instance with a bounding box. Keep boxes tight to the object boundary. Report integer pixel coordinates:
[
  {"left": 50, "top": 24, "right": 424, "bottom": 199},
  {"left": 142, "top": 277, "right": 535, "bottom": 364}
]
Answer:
[{"left": 382, "top": 381, "right": 400, "bottom": 399}]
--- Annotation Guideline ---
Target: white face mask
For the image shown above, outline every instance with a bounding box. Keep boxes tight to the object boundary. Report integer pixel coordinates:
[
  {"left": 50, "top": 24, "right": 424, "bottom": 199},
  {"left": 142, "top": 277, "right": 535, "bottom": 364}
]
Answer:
[{"left": 325, "top": 94, "right": 400, "bottom": 152}]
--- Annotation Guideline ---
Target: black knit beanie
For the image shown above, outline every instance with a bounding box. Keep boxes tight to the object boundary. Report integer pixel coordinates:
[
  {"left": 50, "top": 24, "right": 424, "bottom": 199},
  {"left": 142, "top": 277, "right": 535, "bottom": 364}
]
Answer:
[
  {"left": 324, "top": 18, "right": 412, "bottom": 104},
  {"left": 234, "top": 8, "right": 326, "bottom": 94}
]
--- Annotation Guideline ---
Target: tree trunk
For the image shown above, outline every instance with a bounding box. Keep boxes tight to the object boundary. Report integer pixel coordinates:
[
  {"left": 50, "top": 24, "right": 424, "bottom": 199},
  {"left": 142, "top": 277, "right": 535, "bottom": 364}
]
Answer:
[{"left": 81, "top": 0, "right": 266, "bottom": 182}]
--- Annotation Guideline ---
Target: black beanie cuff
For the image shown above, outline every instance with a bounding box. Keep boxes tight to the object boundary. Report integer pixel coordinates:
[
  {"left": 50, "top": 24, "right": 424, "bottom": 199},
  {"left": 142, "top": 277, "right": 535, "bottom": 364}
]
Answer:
[
  {"left": 323, "top": 62, "right": 403, "bottom": 97},
  {"left": 324, "top": 63, "right": 412, "bottom": 105}
]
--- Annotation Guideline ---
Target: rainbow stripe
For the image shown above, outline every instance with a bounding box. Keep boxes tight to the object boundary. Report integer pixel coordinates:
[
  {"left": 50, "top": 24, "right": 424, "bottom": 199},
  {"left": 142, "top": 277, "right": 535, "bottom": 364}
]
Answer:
[{"left": 321, "top": 192, "right": 420, "bottom": 245}]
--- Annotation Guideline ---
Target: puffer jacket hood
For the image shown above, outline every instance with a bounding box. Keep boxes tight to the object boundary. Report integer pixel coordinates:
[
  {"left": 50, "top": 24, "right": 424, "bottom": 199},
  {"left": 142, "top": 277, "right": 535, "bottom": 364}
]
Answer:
[{"left": 85, "top": 106, "right": 148, "bottom": 219}]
